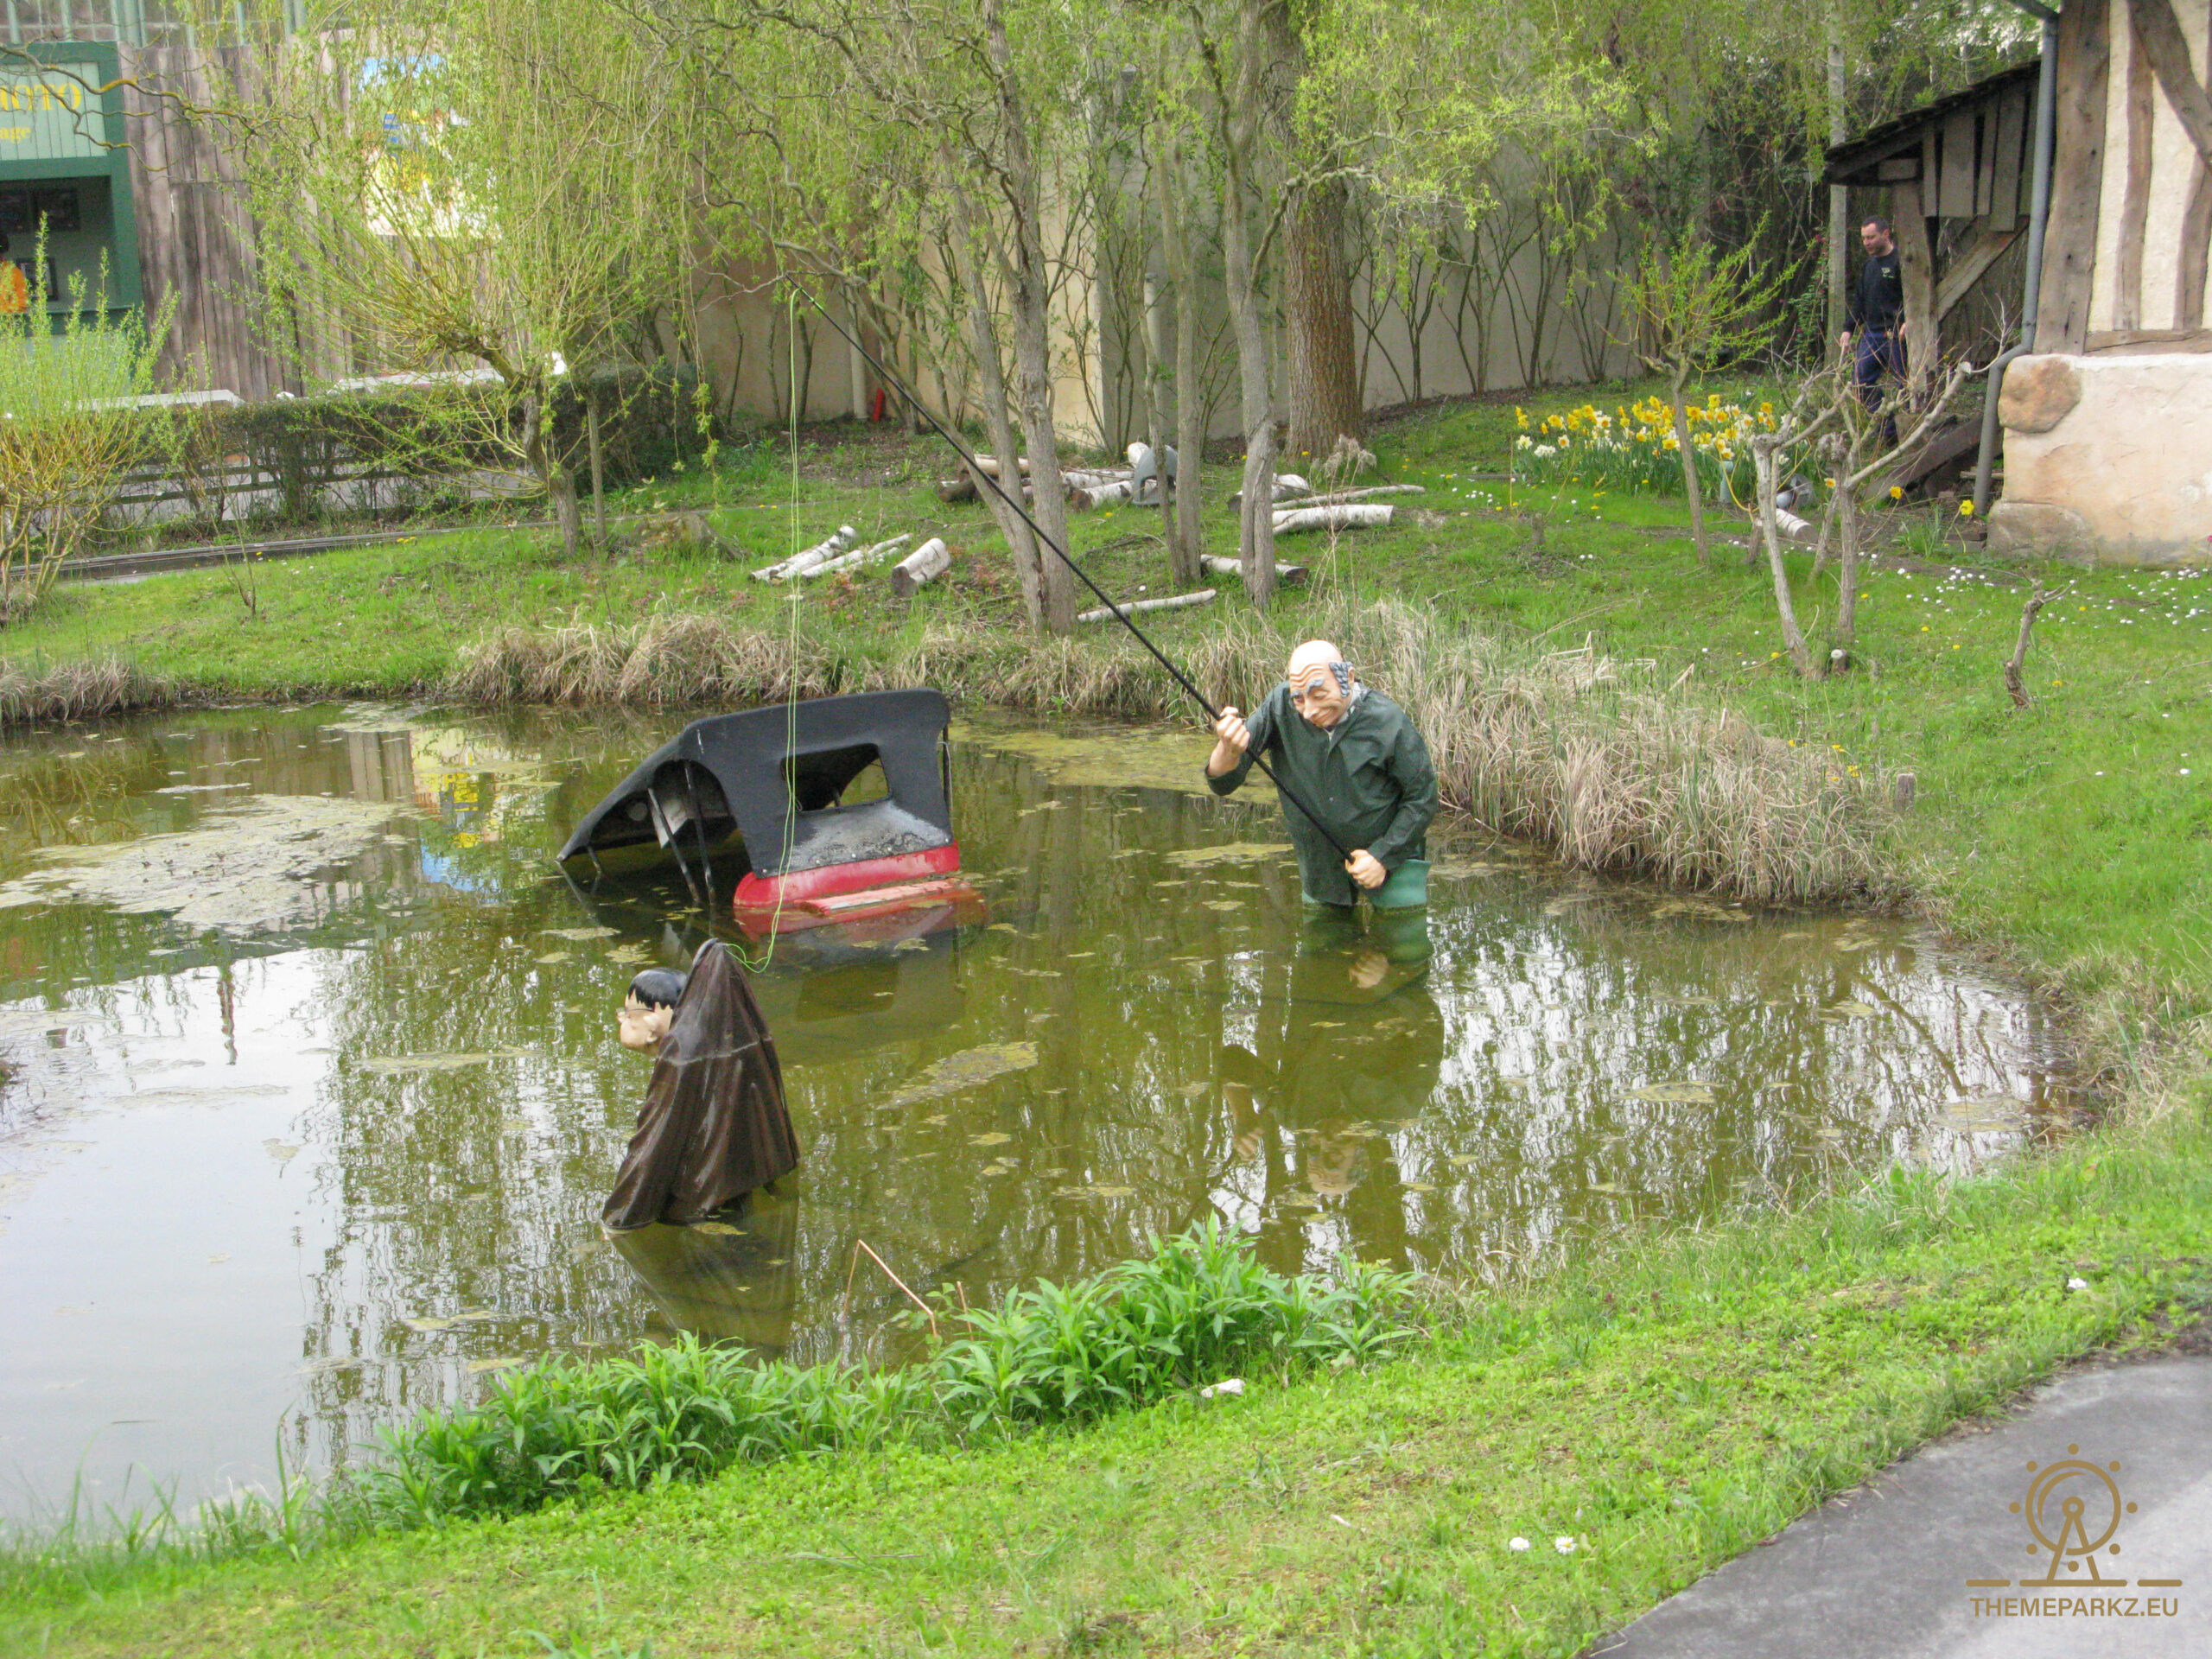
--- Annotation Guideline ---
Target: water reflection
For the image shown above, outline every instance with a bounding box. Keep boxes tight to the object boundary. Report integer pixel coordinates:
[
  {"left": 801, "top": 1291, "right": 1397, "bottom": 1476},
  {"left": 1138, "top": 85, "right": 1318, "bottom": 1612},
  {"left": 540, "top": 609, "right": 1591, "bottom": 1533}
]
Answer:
[{"left": 0, "top": 703, "right": 2073, "bottom": 1520}]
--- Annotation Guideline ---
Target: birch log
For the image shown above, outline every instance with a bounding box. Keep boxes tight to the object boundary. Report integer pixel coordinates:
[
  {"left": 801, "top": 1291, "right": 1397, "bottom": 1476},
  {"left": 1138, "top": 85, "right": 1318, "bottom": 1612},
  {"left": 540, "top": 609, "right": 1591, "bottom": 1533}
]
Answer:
[
  {"left": 1271, "top": 503, "right": 1393, "bottom": 535},
  {"left": 890, "top": 537, "right": 951, "bottom": 597},
  {"left": 971, "top": 455, "right": 1032, "bottom": 478},
  {"left": 801, "top": 533, "right": 912, "bottom": 578},
  {"left": 1227, "top": 474, "right": 1314, "bottom": 507},
  {"left": 1076, "top": 588, "right": 1216, "bottom": 624},
  {"left": 1204, "top": 555, "right": 1306, "bottom": 587},
  {"left": 1293, "top": 484, "right": 1425, "bottom": 508},
  {"left": 751, "top": 524, "right": 859, "bottom": 581}
]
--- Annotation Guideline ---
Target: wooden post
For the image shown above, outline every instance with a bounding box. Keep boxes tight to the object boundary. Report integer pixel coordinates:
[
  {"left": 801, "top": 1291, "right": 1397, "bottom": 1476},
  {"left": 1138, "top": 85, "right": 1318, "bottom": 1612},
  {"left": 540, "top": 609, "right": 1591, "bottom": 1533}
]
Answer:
[
  {"left": 2039, "top": 0, "right": 2113, "bottom": 353},
  {"left": 1891, "top": 177, "right": 1938, "bottom": 397}
]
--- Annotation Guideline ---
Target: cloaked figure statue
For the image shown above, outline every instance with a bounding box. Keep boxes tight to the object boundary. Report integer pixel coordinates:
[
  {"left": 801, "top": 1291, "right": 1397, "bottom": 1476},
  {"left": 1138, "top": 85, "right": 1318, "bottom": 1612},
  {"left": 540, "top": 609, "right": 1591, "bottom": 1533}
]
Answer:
[{"left": 603, "top": 941, "right": 799, "bottom": 1231}]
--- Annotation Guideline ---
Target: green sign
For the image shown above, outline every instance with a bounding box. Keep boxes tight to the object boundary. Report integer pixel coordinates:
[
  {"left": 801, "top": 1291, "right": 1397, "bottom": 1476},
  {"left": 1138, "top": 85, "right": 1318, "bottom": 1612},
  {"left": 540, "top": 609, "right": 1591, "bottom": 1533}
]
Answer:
[{"left": 0, "top": 64, "right": 105, "bottom": 163}]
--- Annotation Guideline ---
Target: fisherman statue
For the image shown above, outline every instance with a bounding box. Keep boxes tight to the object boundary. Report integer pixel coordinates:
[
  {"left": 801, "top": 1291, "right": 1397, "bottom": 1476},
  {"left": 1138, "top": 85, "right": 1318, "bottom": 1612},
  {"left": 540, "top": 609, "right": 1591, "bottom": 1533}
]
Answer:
[
  {"left": 603, "top": 941, "right": 799, "bottom": 1231},
  {"left": 1205, "top": 639, "right": 1436, "bottom": 911}
]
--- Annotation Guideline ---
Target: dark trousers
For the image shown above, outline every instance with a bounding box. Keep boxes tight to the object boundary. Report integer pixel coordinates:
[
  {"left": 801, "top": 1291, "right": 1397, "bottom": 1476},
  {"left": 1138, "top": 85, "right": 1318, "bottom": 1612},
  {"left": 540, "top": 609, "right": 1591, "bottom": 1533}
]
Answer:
[{"left": 1853, "top": 327, "right": 1907, "bottom": 446}]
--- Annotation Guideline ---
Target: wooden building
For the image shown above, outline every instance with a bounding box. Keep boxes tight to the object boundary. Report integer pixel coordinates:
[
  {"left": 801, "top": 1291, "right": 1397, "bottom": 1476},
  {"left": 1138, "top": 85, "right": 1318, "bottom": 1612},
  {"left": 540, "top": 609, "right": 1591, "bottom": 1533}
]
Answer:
[{"left": 1832, "top": 0, "right": 2210, "bottom": 563}]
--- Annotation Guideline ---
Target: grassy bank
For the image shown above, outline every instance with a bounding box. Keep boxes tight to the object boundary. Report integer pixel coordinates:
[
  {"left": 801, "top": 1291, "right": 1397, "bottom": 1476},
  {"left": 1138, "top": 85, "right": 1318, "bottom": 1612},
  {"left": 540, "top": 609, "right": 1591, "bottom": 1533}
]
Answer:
[{"left": 7, "top": 1089, "right": 2207, "bottom": 1657}]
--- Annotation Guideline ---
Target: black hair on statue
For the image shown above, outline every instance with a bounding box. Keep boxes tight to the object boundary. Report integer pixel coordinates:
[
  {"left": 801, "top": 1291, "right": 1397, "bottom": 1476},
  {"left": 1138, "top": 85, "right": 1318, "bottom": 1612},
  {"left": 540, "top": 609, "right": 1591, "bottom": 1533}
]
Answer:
[{"left": 626, "top": 968, "right": 689, "bottom": 1010}]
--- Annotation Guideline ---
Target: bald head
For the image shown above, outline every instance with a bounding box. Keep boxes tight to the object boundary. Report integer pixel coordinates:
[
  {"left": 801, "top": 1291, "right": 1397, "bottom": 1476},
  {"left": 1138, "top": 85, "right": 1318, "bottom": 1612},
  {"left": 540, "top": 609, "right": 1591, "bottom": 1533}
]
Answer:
[{"left": 1284, "top": 639, "right": 1353, "bottom": 728}]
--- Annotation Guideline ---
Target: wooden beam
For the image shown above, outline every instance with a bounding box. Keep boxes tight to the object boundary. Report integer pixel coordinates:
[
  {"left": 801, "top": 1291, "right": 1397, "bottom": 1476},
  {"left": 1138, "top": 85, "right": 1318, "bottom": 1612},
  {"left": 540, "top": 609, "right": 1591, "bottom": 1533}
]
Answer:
[
  {"left": 1936, "top": 225, "right": 2024, "bottom": 322},
  {"left": 1875, "top": 156, "right": 1922, "bottom": 181},
  {"left": 1941, "top": 111, "right": 1980, "bottom": 216},
  {"left": 2115, "top": 10, "right": 2158, "bottom": 329},
  {"left": 1990, "top": 86, "right": 2026, "bottom": 232},
  {"left": 1893, "top": 176, "right": 1939, "bottom": 391},
  {"left": 2039, "top": 0, "right": 2113, "bottom": 354},
  {"left": 1974, "top": 109, "right": 1996, "bottom": 219},
  {"left": 2087, "top": 325, "right": 2212, "bottom": 350}
]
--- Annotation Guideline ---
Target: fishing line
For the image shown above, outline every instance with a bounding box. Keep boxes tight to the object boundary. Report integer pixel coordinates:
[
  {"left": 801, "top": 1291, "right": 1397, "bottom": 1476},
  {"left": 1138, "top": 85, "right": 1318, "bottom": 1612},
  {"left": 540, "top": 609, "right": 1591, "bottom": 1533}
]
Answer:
[{"left": 785, "top": 281, "right": 1354, "bottom": 864}]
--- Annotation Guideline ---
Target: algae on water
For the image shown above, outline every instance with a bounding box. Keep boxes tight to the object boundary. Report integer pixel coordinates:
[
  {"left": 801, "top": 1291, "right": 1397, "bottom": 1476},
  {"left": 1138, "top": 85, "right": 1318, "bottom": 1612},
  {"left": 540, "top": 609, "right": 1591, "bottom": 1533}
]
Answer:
[
  {"left": 0, "top": 795, "right": 420, "bottom": 934},
  {"left": 883, "top": 1042, "right": 1038, "bottom": 1109}
]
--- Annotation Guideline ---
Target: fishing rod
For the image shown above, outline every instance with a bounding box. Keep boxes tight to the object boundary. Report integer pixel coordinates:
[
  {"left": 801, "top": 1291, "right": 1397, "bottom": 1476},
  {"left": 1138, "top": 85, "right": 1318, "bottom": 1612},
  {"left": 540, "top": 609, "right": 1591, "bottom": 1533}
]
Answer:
[{"left": 785, "top": 281, "right": 1357, "bottom": 865}]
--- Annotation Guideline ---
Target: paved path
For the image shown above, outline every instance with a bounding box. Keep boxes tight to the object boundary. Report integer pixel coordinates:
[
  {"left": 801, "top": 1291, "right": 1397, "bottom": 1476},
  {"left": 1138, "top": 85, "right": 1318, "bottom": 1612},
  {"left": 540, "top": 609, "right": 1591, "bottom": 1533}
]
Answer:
[{"left": 1596, "top": 1357, "right": 2212, "bottom": 1658}]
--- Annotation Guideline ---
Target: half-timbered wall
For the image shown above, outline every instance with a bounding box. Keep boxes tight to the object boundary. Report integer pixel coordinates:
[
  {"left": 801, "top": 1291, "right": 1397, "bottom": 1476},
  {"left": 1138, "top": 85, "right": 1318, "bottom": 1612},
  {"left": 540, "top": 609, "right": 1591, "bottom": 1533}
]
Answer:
[{"left": 2088, "top": 0, "right": 2212, "bottom": 348}]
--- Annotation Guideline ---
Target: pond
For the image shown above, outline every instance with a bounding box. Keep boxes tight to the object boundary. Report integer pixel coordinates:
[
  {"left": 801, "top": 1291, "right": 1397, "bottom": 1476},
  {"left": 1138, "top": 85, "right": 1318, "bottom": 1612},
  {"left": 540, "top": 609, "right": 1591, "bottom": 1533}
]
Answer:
[{"left": 0, "top": 702, "right": 2071, "bottom": 1522}]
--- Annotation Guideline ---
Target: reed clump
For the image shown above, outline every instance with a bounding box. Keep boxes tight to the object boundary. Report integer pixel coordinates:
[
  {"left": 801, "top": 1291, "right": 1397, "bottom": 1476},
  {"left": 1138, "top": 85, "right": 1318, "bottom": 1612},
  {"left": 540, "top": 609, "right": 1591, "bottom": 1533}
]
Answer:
[
  {"left": 360, "top": 1224, "right": 1414, "bottom": 1527},
  {"left": 446, "top": 595, "right": 1895, "bottom": 905},
  {"left": 0, "top": 656, "right": 179, "bottom": 728}
]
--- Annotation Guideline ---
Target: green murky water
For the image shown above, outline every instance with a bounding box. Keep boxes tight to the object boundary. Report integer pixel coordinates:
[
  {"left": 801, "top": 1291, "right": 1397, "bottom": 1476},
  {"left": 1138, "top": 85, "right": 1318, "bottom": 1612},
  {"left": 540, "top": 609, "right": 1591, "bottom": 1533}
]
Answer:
[{"left": 0, "top": 704, "right": 2069, "bottom": 1520}]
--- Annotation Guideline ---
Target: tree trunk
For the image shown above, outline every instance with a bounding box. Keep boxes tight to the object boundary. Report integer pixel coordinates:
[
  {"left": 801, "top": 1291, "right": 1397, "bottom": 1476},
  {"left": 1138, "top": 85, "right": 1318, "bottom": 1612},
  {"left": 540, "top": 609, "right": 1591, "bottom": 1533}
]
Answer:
[
  {"left": 1282, "top": 175, "right": 1365, "bottom": 463},
  {"left": 585, "top": 384, "right": 607, "bottom": 550},
  {"left": 1220, "top": 0, "right": 1277, "bottom": 608},
  {"left": 1754, "top": 436, "right": 1818, "bottom": 678},
  {"left": 984, "top": 0, "right": 1077, "bottom": 634},
  {"left": 1223, "top": 156, "right": 1278, "bottom": 609},
  {"left": 1668, "top": 372, "right": 1709, "bottom": 567},
  {"left": 519, "top": 385, "right": 582, "bottom": 559},
  {"left": 1835, "top": 477, "right": 1861, "bottom": 648},
  {"left": 1826, "top": 19, "right": 1850, "bottom": 340},
  {"left": 1154, "top": 120, "right": 1206, "bottom": 584},
  {"left": 944, "top": 178, "right": 1048, "bottom": 629}
]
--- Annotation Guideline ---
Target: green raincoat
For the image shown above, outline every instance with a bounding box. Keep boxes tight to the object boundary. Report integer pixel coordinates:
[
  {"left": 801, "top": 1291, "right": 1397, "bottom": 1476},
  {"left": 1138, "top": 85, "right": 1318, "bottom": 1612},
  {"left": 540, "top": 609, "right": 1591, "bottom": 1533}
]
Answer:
[{"left": 1206, "top": 683, "right": 1437, "bottom": 907}]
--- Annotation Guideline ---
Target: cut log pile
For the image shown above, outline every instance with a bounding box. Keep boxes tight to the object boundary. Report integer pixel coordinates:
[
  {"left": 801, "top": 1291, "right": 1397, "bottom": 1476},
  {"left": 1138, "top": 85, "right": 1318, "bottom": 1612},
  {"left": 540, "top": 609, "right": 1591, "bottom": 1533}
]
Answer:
[
  {"left": 800, "top": 533, "right": 912, "bottom": 577},
  {"left": 752, "top": 524, "right": 860, "bottom": 581}
]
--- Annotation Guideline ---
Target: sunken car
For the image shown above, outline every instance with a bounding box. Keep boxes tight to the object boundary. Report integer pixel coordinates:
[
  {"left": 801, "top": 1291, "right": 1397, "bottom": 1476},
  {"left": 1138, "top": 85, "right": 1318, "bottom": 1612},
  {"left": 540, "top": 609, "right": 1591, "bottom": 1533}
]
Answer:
[{"left": 556, "top": 690, "right": 983, "bottom": 937}]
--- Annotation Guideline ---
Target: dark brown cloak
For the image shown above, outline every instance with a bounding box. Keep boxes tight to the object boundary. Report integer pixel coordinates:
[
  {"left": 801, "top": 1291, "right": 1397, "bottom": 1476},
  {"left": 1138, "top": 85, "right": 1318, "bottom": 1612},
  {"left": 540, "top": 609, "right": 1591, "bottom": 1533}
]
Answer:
[{"left": 602, "top": 941, "right": 798, "bottom": 1230}]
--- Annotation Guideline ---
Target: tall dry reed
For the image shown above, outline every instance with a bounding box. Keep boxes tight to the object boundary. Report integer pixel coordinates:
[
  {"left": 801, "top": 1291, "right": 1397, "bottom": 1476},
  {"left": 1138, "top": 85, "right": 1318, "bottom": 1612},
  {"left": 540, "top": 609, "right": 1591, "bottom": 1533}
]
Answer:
[
  {"left": 444, "top": 597, "right": 1895, "bottom": 905},
  {"left": 0, "top": 656, "right": 178, "bottom": 728}
]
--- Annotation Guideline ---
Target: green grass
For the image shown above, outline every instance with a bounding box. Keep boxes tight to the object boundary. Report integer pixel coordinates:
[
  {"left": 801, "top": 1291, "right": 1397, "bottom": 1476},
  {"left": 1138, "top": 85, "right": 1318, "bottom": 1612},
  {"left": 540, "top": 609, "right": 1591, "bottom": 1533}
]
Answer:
[
  {"left": 6, "top": 377, "right": 2212, "bottom": 1653},
  {"left": 6, "top": 1095, "right": 2206, "bottom": 1656}
]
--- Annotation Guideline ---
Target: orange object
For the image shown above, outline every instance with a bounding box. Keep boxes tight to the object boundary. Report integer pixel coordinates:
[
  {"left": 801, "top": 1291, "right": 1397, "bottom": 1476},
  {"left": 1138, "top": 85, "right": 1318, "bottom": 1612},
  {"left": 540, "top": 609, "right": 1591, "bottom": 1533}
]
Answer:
[{"left": 0, "top": 262, "right": 28, "bottom": 316}]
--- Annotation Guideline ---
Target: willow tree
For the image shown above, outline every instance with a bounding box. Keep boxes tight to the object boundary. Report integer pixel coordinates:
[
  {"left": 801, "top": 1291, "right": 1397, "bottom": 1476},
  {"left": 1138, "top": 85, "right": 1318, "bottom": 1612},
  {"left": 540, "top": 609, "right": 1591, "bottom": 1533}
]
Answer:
[
  {"left": 191, "top": 0, "right": 690, "bottom": 558},
  {"left": 640, "top": 0, "right": 1100, "bottom": 633}
]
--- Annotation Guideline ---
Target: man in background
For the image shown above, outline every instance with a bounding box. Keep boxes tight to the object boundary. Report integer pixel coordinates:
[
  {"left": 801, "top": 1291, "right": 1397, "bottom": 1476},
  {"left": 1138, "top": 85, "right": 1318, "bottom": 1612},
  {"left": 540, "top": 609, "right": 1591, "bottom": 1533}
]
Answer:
[{"left": 1838, "top": 216, "right": 1905, "bottom": 442}]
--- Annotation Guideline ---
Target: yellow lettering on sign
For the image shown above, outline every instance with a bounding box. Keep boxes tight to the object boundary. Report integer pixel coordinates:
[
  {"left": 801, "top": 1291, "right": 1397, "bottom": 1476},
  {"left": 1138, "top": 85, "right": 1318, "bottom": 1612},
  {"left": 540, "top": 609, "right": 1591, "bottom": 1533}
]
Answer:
[{"left": 0, "top": 79, "right": 86, "bottom": 112}]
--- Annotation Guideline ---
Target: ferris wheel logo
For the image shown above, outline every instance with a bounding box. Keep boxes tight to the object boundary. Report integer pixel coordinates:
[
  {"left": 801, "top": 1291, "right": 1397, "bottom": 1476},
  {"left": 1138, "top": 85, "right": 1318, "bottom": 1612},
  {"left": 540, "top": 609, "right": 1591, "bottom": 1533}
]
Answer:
[{"left": 2015, "top": 1446, "right": 2135, "bottom": 1586}]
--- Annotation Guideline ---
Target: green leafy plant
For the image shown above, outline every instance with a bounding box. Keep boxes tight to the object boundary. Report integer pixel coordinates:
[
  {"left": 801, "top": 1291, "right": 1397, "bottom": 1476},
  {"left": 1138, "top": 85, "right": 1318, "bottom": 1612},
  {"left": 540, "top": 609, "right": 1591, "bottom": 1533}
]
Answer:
[
  {"left": 0, "top": 246, "right": 172, "bottom": 621},
  {"left": 361, "top": 1223, "right": 1416, "bottom": 1526}
]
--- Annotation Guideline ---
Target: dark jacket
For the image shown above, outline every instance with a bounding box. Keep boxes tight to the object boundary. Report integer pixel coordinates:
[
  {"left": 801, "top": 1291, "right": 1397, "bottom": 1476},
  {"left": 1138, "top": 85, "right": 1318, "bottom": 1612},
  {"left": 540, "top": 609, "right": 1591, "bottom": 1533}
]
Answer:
[
  {"left": 1206, "top": 684, "right": 1437, "bottom": 906},
  {"left": 602, "top": 941, "right": 798, "bottom": 1230},
  {"left": 1849, "top": 246, "right": 1904, "bottom": 334}
]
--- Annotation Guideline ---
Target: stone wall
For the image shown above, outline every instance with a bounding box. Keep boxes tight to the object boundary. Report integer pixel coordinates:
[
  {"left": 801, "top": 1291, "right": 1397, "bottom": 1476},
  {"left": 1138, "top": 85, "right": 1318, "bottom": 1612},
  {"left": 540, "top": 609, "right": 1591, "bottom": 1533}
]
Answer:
[{"left": 1988, "top": 353, "right": 2212, "bottom": 561}]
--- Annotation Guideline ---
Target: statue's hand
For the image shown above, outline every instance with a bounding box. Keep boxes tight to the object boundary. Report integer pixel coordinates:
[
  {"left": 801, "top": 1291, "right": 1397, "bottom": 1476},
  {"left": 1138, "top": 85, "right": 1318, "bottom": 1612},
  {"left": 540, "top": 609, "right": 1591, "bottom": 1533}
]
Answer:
[
  {"left": 1344, "top": 849, "right": 1386, "bottom": 890},
  {"left": 1213, "top": 706, "right": 1250, "bottom": 753}
]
